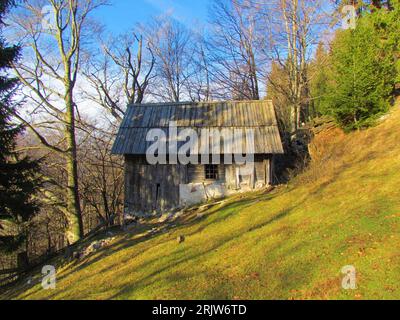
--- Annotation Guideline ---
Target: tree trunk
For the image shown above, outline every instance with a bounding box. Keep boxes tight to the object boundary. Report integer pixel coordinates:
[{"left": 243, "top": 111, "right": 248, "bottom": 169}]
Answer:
[
  {"left": 249, "top": 50, "right": 259, "bottom": 100},
  {"left": 292, "top": 0, "right": 299, "bottom": 131},
  {"left": 65, "top": 90, "right": 84, "bottom": 244}
]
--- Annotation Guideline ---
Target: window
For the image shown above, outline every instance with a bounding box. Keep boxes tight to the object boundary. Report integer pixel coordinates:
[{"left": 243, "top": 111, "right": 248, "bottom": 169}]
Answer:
[{"left": 205, "top": 164, "right": 218, "bottom": 180}]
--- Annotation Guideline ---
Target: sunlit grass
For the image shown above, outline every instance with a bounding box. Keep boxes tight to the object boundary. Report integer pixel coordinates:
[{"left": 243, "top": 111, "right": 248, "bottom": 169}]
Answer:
[{"left": 2, "top": 102, "right": 400, "bottom": 300}]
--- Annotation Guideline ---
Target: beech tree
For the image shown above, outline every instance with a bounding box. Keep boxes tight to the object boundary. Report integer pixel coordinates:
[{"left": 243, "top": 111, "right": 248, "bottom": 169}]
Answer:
[
  {"left": 140, "top": 16, "right": 194, "bottom": 102},
  {"left": 9, "top": 0, "right": 106, "bottom": 244},
  {"left": 83, "top": 31, "right": 156, "bottom": 122},
  {"left": 208, "top": 0, "right": 264, "bottom": 100},
  {"left": 257, "top": 0, "right": 331, "bottom": 132}
]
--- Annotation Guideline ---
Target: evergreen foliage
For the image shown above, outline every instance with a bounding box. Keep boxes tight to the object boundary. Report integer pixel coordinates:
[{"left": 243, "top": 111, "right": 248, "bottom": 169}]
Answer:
[
  {"left": 0, "top": 0, "right": 40, "bottom": 253},
  {"left": 314, "top": 2, "right": 399, "bottom": 130}
]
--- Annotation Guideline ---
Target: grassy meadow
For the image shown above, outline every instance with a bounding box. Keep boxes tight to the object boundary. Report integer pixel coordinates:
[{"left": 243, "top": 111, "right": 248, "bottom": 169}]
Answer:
[{"left": 2, "top": 103, "right": 400, "bottom": 300}]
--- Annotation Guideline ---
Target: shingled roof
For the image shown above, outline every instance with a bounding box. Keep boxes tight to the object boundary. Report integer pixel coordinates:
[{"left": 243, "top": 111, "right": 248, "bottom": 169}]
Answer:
[{"left": 111, "top": 100, "right": 284, "bottom": 155}]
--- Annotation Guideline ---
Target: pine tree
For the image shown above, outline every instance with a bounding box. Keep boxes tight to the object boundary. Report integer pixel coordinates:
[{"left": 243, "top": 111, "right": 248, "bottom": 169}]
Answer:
[
  {"left": 0, "top": 0, "right": 40, "bottom": 256},
  {"left": 310, "top": 42, "right": 331, "bottom": 117},
  {"left": 326, "top": 12, "right": 396, "bottom": 130},
  {"left": 374, "top": 0, "right": 400, "bottom": 84}
]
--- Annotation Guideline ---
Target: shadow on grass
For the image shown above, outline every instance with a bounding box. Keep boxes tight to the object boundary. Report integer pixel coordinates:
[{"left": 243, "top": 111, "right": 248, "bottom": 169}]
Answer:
[
  {"left": 56, "top": 197, "right": 265, "bottom": 279},
  {"left": 106, "top": 204, "right": 303, "bottom": 299},
  {"left": 10, "top": 188, "right": 304, "bottom": 300}
]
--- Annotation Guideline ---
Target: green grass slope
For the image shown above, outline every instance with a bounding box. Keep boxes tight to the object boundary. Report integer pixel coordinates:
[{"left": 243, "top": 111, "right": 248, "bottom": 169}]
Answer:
[{"left": 2, "top": 103, "right": 400, "bottom": 300}]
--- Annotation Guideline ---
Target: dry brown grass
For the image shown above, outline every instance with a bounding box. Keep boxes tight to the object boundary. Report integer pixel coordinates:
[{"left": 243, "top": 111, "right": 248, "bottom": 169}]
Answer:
[{"left": 299, "top": 100, "right": 400, "bottom": 189}]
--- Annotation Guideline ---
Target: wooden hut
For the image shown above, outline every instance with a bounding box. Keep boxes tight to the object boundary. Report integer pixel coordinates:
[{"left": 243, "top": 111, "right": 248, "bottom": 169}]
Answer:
[{"left": 112, "top": 100, "right": 284, "bottom": 216}]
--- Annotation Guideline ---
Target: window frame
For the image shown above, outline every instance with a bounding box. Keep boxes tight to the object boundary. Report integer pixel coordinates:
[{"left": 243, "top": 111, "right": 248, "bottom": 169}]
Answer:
[{"left": 205, "top": 164, "right": 219, "bottom": 180}]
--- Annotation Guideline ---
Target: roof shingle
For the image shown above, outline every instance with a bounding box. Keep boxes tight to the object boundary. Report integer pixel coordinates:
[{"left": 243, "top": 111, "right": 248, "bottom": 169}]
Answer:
[{"left": 112, "top": 100, "right": 284, "bottom": 155}]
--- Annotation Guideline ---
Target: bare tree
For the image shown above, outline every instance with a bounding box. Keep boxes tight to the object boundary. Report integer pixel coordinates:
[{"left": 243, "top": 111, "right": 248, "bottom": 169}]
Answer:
[
  {"left": 105, "top": 34, "right": 155, "bottom": 105},
  {"left": 261, "top": 0, "right": 331, "bottom": 132},
  {"left": 83, "top": 31, "right": 155, "bottom": 122},
  {"left": 266, "top": 61, "right": 292, "bottom": 132},
  {"left": 78, "top": 124, "right": 124, "bottom": 229},
  {"left": 82, "top": 53, "right": 125, "bottom": 122},
  {"left": 8, "top": 0, "right": 107, "bottom": 244},
  {"left": 207, "top": 0, "right": 265, "bottom": 100},
  {"left": 185, "top": 34, "right": 213, "bottom": 102},
  {"left": 141, "top": 15, "right": 194, "bottom": 102}
]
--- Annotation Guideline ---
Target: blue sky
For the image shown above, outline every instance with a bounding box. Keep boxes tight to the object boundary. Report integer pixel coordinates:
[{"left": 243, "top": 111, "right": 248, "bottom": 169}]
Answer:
[{"left": 95, "top": 0, "right": 212, "bottom": 34}]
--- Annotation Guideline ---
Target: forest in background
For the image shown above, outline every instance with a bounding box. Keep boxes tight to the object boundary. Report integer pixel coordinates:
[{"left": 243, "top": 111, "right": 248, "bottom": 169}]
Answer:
[{"left": 1, "top": 0, "right": 399, "bottom": 280}]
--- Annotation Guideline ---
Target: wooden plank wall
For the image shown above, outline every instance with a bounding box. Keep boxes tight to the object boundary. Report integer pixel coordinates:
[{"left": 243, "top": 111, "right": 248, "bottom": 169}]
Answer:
[
  {"left": 125, "top": 157, "right": 187, "bottom": 214},
  {"left": 124, "top": 155, "right": 273, "bottom": 215},
  {"left": 224, "top": 156, "right": 272, "bottom": 190}
]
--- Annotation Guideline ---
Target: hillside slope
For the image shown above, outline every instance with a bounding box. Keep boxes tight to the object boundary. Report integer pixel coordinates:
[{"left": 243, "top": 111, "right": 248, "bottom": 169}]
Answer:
[{"left": 2, "top": 103, "right": 400, "bottom": 300}]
